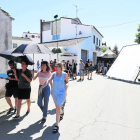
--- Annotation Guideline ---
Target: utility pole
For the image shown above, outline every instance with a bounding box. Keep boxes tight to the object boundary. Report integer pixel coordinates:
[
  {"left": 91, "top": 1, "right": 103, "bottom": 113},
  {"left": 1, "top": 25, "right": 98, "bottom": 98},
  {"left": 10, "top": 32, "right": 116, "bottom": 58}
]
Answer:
[{"left": 73, "top": 5, "right": 83, "bottom": 38}]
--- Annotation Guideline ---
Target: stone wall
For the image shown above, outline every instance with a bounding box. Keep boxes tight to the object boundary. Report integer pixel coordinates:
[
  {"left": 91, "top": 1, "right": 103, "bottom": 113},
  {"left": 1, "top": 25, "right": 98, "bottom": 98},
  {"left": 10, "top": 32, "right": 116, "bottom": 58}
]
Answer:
[{"left": 0, "top": 9, "right": 13, "bottom": 97}]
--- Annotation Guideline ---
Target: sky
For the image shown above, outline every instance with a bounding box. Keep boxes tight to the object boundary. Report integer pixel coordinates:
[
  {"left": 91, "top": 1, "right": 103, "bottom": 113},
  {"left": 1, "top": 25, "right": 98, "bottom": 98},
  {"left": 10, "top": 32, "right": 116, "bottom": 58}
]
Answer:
[{"left": 1, "top": 0, "right": 140, "bottom": 51}]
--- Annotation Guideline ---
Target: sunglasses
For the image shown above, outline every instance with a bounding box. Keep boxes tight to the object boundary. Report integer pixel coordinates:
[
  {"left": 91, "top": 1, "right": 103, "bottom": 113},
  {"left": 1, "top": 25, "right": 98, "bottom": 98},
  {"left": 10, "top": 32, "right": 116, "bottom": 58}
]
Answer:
[
  {"left": 21, "top": 63, "right": 26, "bottom": 65},
  {"left": 55, "top": 65, "right": 61, "bottom": 68},
  {"left": 9, "top": 64, "right": 13, "bottom": 66}
]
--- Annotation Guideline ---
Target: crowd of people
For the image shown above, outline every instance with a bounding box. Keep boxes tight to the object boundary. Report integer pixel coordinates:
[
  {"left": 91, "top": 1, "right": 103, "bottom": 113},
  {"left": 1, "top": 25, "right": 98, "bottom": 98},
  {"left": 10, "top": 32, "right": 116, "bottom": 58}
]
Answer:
[
  {"left": 1, "top": 60, "right": 68, "bottom": 133},
  {"left": 0, "top": 58, "right": 112, "bottom": 134},
  {"left": 37, "top": 59, "right": 95, "bottom": 81},
  {"left": 97, "top": 61, "right": 112, "bottom": 75}
]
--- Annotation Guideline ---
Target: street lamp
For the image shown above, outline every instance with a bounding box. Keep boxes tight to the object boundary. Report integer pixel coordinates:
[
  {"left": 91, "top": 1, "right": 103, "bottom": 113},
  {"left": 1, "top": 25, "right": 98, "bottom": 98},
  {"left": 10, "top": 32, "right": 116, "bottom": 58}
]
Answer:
[{"left": 54, "top": 15, "right": 59, "bottom": 61}]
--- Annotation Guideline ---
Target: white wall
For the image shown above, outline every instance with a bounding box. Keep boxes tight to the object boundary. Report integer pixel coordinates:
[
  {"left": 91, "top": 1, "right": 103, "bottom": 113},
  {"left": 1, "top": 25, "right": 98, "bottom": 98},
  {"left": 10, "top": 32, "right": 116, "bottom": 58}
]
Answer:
[
  {"left": 0, "top": 9, "right": 13, "bottom": 92},
  {"left": 12, "top": 39, "right": 33, "bottom": 49},
  {"left": 61, "top": 18, "right": 91, "bottom": 40}
]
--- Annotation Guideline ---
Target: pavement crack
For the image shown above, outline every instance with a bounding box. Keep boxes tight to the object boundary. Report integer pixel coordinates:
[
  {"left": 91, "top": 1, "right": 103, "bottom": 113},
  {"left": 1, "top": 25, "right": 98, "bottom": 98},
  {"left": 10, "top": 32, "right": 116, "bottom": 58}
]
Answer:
[{"left": 96, "top": 121, "right": 140, "bottom": 130}]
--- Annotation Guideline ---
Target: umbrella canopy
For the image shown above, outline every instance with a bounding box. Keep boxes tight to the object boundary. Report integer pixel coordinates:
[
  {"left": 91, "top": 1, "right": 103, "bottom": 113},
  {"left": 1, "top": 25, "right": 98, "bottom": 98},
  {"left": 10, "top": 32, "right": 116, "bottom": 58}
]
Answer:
[
  {"left": 99, "top": 48, "right": 117, "bottom": 58},
  {"left": 12, "top": 44, "right": 53, "bottom": 54},
  {"left": 61, "top": 52, "right": 77, "bottom": 56},
  {"left": 52, "top": 47, "right": 67, "bottom": 54},
  {"left": 0, "top": 50, "right": 34, "bottom": 65}
]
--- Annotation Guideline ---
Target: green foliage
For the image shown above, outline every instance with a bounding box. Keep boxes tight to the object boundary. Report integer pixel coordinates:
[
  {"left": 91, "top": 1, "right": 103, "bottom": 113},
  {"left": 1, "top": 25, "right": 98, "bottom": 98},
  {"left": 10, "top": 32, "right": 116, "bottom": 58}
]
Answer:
[
  {"left": 113, "top": 45, "right": 119, "bottom": 55},
  {"left": 134, "top": 24, "right": 140, "bottom": 44},
  {"left": 102, "top": 47, "right": 107, "bottom": 53}
]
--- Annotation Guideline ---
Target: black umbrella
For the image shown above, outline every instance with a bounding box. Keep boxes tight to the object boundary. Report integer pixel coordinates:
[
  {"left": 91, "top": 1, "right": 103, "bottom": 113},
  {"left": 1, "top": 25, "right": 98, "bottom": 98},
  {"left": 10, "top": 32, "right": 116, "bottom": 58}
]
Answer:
[
  {"left": 52, "top": 47, "right": 67, "bottom": 54},
  {"left": 12, "top": 44, "right": 53, "bottom": 69},
  {"left": 0, "top": 50, "right": 34, "bottom": 65},
  {"left": 61, "top": 52, "right": 77, "bottom": 56}
]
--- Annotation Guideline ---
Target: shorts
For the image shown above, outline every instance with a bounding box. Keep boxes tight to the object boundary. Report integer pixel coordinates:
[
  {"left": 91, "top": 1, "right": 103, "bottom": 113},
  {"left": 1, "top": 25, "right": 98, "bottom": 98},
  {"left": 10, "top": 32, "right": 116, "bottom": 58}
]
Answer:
[
  {"left": 18, "top": 88, "right": 31, "bottom": 99},
  {"left": 79, "top": 69, "right": 84, "bottom": 76},
  {"left": 5, "top": 87, "right": 18, "bottom": 98},
  {"left": 72, "top": 69, "right": 76, "bottom": 74},
  {"left": 89, "top": 67, "right": 93, "bottom": 72},
  {"left": 85, "top": 67, "right": 89, "bottom": 71}
]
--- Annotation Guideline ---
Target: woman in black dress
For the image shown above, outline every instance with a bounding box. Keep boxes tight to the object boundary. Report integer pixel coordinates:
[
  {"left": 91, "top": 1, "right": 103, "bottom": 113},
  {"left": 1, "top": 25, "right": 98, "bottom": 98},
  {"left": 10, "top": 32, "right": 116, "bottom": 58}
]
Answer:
[
  {"left": 66, "top": 60, "right": 70, "bottom": 78},
  {"left": 13, "top": 60, "right": 32, "bottom": 119}
]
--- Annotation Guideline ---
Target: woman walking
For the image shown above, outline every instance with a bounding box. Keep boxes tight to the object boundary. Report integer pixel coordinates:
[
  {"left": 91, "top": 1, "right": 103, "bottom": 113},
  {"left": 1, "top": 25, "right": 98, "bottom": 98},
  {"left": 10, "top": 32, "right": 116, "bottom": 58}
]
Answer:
[
  {"left": 88, "top": 61, "right": 94, "bottom": 79},
  {"left": 50, "top": 60, "right": 54, "bottom": 73},
  {"left": 39, "top": 62, "right": 69, "bottom": 133},
  {"left": 13, "top": 60, "right": 32, "bottom": 119},
  {"left": 32, "top": 61, "right": 52, "bottom": 123},
  {"left": 85, "top": 61, "right": 89, "bottom": 76},
  {"left": 66, "top": 60, "right": 70, "bottom": 78}
]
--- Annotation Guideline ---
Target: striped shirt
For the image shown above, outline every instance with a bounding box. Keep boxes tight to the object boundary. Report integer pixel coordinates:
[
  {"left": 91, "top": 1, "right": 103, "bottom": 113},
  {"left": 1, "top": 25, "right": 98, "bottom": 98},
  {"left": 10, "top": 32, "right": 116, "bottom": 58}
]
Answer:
[{"left": 37, "top": 71, "right": 51, "bottom": 85}]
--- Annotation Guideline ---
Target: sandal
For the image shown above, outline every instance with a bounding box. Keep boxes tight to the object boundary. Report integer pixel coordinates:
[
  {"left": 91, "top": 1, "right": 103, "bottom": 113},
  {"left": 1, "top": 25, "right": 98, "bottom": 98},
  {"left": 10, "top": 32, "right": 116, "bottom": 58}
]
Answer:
[
  {"left": 52, "top": 125, "right": 59, "bottom": 133},
  {"left": 60, "top": 113, "right": 64, "bottom": 120}
]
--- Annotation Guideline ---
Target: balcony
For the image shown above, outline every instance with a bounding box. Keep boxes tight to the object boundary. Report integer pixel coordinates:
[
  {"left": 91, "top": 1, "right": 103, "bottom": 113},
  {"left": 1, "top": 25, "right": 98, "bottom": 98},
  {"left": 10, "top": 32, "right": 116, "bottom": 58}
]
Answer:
[{"left": 96, "top": 45, "right": 101, "bottom": 51}]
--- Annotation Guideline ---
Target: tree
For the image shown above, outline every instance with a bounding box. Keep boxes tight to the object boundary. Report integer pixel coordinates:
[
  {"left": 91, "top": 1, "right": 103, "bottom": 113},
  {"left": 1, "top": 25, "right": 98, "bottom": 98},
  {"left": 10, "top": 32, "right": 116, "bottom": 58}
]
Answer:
[
  {"left": 101, "top": 47, "right": 106, "bottom": 53},
  {"left": 134, "top": 24, "right": 140, "bottom": 44},
  {"left": 113, "top": 45, "right": 119, "bottom": 55}
]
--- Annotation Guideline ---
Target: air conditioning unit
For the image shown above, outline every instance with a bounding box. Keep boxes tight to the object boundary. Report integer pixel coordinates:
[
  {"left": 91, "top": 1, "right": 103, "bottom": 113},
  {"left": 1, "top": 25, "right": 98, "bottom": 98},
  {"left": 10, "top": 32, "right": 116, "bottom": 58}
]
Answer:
[{"left": 79, "top": 31, "right": 82, "bottom": 35}]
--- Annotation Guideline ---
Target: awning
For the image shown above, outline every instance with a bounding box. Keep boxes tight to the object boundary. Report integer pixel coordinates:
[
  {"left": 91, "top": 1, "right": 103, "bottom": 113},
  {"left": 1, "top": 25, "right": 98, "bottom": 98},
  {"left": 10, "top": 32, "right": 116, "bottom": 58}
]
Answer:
[
  {"left": 98, "top": 48, "right": 117, "bottom": 58},
  {"left": 40, "top": 36, "right": 91, "bottom": 47}
]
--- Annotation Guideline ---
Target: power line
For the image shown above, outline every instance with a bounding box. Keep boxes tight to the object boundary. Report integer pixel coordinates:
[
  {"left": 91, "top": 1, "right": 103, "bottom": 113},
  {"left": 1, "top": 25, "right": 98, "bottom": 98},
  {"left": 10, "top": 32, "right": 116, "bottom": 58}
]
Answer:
[{"left": 97, "top": 19, "right": 140, "bottom": 28}]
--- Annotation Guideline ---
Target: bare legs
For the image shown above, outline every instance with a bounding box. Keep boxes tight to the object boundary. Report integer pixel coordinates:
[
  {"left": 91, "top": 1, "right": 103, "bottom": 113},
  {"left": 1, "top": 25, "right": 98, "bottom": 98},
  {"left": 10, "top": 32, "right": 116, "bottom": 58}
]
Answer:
[
  {"left": 5, "top": 97, "right": 18, "bottom": 109},
  {"left": 55, "top": 103, "right": 63, "bottom": 126},
  {"left": 17, "top": 99, "right": 22, "bottom": 116},
  {"left": 5, "top": 97, "right": 13, "bottom": 108},
  {"left": 26, "top": 99, "right": 31, "bottom": 111},
  {"left": 16, "top": 99, "right": 31, "bottom": 116}
]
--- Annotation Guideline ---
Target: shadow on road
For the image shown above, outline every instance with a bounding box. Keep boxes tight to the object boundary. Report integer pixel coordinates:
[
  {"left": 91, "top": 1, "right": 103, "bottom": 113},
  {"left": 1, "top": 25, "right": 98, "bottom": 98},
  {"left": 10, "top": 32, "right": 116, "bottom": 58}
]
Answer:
[
  {"left": 0, "top": 114, "right": 26, "bottom": 140},
  {"left": 0, "top": 115, "right": 60, "bottom": 140},
  {"left": 47, "top": 108, "right": 55, "bottom": 115}
]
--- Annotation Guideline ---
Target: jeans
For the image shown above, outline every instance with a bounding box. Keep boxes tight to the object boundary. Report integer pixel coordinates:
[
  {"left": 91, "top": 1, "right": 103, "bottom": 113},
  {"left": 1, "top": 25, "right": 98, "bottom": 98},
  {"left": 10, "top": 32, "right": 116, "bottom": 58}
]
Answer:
[
  {"left": 37, "top": 85, "right": 50, "bottom": 118},
  {"left": 104, "top": 67, "right": 108, "bottom": 74}
]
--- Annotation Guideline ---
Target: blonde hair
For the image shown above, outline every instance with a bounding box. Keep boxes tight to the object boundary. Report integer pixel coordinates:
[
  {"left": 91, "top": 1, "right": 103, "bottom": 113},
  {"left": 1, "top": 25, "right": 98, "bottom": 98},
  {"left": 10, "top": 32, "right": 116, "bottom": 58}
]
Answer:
[{"left": 56, "top": 62, "right": 63, "bottom": 71}]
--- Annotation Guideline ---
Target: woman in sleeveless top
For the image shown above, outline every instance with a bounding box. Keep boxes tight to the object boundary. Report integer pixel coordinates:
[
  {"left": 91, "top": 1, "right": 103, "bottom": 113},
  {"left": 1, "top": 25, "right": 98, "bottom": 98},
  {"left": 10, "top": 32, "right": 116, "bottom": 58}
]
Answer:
[
  {"left": 32, "top": 61, "right": 52, "bottom": 123},
  {"left": 85, "top": 61, "right": 89, "bottom": 75},
  {"left": 88, "top": 61, "right": 94, "bottom": 79},
  {"left": 39, "top": 62, "right": 69, "bottom": 133}
]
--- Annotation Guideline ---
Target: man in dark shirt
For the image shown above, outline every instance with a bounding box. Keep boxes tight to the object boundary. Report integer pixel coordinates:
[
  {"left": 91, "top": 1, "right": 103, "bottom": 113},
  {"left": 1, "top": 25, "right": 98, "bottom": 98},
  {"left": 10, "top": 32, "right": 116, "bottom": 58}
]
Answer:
[{"left": 0, "top": 61, "right": 18, "bottom": 114}]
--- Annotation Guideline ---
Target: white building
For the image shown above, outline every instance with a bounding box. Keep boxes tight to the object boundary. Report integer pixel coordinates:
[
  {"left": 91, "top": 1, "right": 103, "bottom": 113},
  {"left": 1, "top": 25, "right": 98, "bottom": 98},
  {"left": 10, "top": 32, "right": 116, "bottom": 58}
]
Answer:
[
  {"left": 40, "top": 17, "right": 103, "bottom": 66},
  {"left": 0, "top": 7, "right": 14, "bottom": 96},
  {"left": 12, "top": 36, "right": 32, "bottom": 49},
  {"left": 22, "top": 31, "right": 40, "bottom": 43}
]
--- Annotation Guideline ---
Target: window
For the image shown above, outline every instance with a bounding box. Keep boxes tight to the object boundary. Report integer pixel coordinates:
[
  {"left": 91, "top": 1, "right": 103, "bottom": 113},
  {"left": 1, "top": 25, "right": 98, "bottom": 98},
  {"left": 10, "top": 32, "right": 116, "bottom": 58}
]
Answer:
[
  {"left": 96, "top": 38, "right": 98, "bottom": 45},
  {"left": 25, "top": 35, "right": 28, "bottom": 37},
  {"left": 93, "top": 35, "right": 95, "bottom": 44},
  {"left": 32, "top": 35, "right": 35, "bottom": 38},
  {"left": 99, "top": 40, "right": 100, "bottom": 46},
  {"left": 52, "top": 34, "right": 60, "bottom": 40},
  {"left": 13, "top": 43, "right": 17, "bottom": 48}
]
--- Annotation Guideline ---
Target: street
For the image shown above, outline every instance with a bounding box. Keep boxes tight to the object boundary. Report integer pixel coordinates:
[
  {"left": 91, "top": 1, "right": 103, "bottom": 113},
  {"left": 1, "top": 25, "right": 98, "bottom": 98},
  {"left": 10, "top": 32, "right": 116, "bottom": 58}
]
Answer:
[{"left": 0, "top": 72, "right": 140, "bottom": 140}]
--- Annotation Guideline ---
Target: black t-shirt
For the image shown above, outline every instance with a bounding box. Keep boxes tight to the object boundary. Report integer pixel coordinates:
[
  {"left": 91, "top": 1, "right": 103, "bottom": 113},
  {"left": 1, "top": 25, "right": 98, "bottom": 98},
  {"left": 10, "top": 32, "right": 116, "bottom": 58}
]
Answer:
[{"left": 7, "top": 69, "right": 19, "bottom": 88}]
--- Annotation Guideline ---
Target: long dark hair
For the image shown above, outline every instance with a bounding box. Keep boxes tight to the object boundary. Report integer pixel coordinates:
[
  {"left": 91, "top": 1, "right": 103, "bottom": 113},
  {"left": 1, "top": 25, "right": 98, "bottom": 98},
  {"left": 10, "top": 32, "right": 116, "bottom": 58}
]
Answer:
[{"left": 41, "top": 61, "right": 50, "bottom": 72}]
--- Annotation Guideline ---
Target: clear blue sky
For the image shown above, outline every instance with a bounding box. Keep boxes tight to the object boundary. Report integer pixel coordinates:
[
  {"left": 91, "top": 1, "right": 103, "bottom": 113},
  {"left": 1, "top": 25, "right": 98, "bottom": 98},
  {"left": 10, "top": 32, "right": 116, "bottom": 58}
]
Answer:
[{"left": 1, "top": 0, "right": 140, "bottom": 50}]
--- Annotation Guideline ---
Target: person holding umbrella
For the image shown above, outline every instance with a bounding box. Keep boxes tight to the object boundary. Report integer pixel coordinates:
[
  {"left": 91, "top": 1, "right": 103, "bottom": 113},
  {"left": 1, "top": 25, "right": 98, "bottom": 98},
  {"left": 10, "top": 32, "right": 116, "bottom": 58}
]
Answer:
[
  {"left": 0, "top": 60, "right": 18, "bottom": 115},
  {"left": 39, "top": 62, "right": 69, "bottom": 133},
  {"left": 32, "top": 61, "right": 52, "bottom": 123},
  {"left": 13, "top": 60, "right": 32, "bottom": 119}
]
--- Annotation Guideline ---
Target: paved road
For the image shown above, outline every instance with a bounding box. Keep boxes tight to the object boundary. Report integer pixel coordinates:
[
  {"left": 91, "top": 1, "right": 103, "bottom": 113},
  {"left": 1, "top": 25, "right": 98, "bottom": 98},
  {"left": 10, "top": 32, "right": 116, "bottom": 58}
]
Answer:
[{"left": 0, "top": 72, "right": 140, "bottom": 140}]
